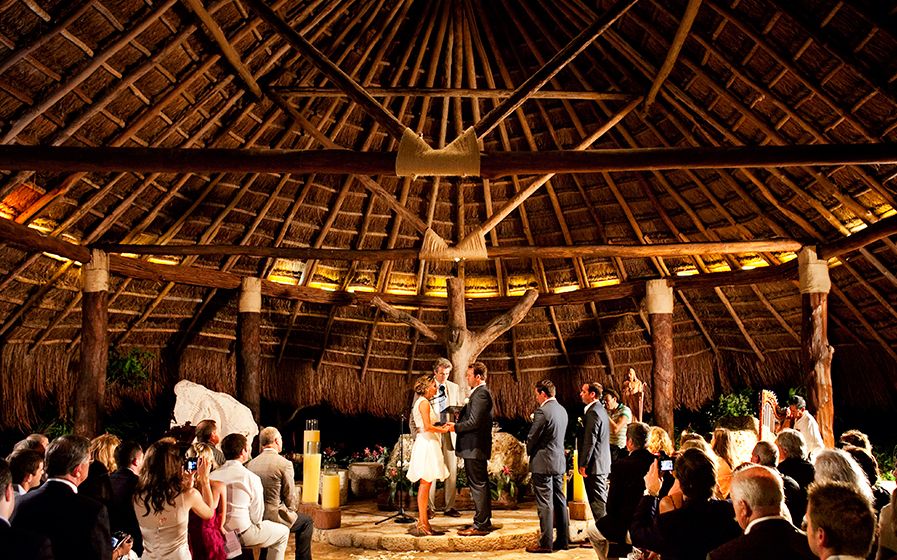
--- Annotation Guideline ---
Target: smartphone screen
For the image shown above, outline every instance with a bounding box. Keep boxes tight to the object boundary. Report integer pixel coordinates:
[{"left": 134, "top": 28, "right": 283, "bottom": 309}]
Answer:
[{"left": 659, "top": 459, "right": 674, "bottom": 472}]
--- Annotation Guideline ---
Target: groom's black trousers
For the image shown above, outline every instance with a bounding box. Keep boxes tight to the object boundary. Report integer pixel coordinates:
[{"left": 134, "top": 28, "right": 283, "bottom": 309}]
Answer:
[{"left": 464, "top": 457, "right": 492, "bottom": 530}]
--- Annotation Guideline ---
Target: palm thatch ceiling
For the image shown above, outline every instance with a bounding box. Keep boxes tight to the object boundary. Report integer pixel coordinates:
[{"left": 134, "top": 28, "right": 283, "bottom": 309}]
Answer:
[{"left": 0, "top": 0, "right": 896, "bottom": 428}]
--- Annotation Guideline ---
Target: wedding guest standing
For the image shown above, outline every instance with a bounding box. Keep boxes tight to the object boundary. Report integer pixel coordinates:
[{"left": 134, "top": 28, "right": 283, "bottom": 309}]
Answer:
[
  {"left": 109, "top": 441, "right": 144, "bottom": 556},
  {"left": 526, "top": 379, "right": 569, "bottom": 554},
  {"left": 447, "top": 361, "right": 494, "bottom": 536},
  {"left": 188, "top": 443, "right": 227, "bottom": 560},
  {"left": 406, "top": 374, "right": 451, "bottom": 536},
  {"left": 578, "top": 381, "right": 611, "bottom": 522},
  {"left": 603, "top": 389, "right": 631, "bottom": 461}
]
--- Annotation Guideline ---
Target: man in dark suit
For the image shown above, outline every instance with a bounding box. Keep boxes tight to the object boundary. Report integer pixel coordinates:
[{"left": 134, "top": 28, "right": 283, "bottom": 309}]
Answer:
[
  {"left": 0, "top": 457, "right": 52, "bottom": 559},
  {"left": 12, "top": 435, "right": 112, "bottom": 560},
  {"left": 708, "top": 465, "right": 814, "bottom": 560},
  {"left": 109, "top": 440, "right": 143, "bottom": 556},
  {"left": 588, "top": 422, "right": 654, "bottom": 560},
  {"left": 629, "top": 448, "right": 741, "bottom": 560},
  {"left": 448, "top": 361, "right": 494, "bottom": 536},
  {"left": 776, "top": 429, "right": 815, "bottom": 523},
  {"left": 525, "top": 379, "right": 569, "bottom": 553},
  {"left": 750, "top": 440, "right": 803, "bottom": 523},
  {"left": 578, "top": 381, "right": 611, "bottom": 522},
  {"left": 806, "top": 482, "right": 876, "bottom": 560}
]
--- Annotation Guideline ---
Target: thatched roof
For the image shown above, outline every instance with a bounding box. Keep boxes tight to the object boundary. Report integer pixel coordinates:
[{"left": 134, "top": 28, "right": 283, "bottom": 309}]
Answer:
[{"left": 0, "top": 0, "right": 896, "bottom": 428}]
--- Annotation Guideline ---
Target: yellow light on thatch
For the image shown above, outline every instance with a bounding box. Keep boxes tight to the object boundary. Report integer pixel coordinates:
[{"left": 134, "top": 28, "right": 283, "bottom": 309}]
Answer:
[
  {"left": 828, "top": 257, "right": 843, "bottom": 268},
  {"left": 467, "top": 290, "right": 499, "bottom": 298},
  {"left": 846, "top": 219, "right": 868, "bottom": 233},
  {"left": 386, "top": 287, "right": 419, "bottom": 296},
  {"left": 740, "top": 256, "right": 769, "bottom": 271},
  {"left": 120, "top": 253, "right": 139, "bottom": 259},
  {"left": 27, "top": 220, "right": 54, "bottom": 234},
  {"left": 777, "top": 251, "right": 797, "bottom": 263},
  {"left": 507, "top": 287, "right": 528, "bottom": 296},
  {"left": 41, "top": 252, "right": 69, "bottom": 262},
  {"left": 147, "top": 256, "right": 181, "bottom": 266},
  {"left": 675, "top": 267, "right": 699, "bottom": 276},
  {"left": 268, "top": 274, "right": 298, "bottom": 286},
  {"left": 552, "top": 283, "right": 579, "bottom": 294},
  {"left": 308, "top": 281, "right": 339, "bottom": 291},
  {"left": 0, "top": 209, "right": 13, "bottom": 220},
  {"left": 347, "top": 285, "right": 375, "bottom": 293},
  {"left": 879, "top": 205, "right": 896, "bottom": 218},
  {"left": 591, "top": 277, "right": 620, "bottom": 287},
  {"left": 706, "top": 262, "right": 731, "bottom": 273}
]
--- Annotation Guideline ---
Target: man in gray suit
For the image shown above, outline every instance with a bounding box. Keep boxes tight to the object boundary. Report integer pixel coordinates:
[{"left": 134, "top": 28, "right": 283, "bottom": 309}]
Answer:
[
  {"left": 246, "top": 427, "right": 313, "bottom": 560},
  {"left": 526, "top": 379, "right": 569, "bottom": 553},
  {"left": 578, "top": 381, "right": 611, "bottom": 522}
]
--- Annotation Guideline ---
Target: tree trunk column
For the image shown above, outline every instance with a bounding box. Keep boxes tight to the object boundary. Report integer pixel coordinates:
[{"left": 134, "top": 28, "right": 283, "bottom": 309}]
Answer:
[
  {"left": 75, "top": 249, "right": 109, "bottom": 437},
  {"left": 798, "top": 247, "right": 834, "bottom": 447},
  {"left": 237, "top": 277, "right": 262, "bottom": 424},
  {"left": 647, "top": 279, "right": 675, "bottom": 436}
]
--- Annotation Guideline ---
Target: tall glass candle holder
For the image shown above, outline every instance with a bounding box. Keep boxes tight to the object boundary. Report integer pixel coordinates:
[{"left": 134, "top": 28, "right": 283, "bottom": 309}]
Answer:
[
  {"left": 321, "top": 468, "right": 340, "bottom": 510},
  {"left": 302, "top": 440, "right": 322, "bottom": 504},
  {"left": 303, "top": 419, "right": 320, "bottom": 455}
]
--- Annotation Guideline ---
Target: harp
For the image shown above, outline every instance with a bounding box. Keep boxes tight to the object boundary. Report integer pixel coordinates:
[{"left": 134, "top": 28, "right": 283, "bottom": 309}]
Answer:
[{"left": 758, "top": 390, "right": 782, "bottom": 441}]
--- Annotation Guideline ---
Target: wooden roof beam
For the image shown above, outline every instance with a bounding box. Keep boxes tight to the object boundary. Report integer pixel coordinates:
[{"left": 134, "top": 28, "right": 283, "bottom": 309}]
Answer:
[
  {"left": 645, "top": 0, "right": 702, "bottom": 108},
  {"left": 179, "top": 0, "right": 263, "bottom": 98},
  {"left": 271, "top": 86, "right": 635, "bottom": 101}
]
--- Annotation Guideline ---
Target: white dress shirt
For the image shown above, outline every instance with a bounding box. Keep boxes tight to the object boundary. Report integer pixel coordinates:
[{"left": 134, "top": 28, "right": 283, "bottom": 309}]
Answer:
[
  {"left": 795, "top": 411, "right": 824, "bottom": 455},
  {"left": 210, "top": 460, "right": 265, "bottom": 533}
]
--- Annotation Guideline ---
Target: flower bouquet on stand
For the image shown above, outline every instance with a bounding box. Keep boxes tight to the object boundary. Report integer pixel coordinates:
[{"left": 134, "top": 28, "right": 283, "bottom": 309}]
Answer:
[{"left": 347, "top": 444, "right": 387, "bottom": 499}]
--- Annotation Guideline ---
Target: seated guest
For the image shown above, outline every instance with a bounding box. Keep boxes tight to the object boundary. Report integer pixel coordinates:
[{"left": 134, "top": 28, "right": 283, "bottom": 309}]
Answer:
[
  {"left": 81, "top": 433, "right": 119, "bottom": 506},
  {"left": 838, "top": 429, "right": 872, "bottom": 452},
  {"left": 710, "top": 428, "right": 737, "bottom": 498},
  {"left": 8, "top": 449, "right": 44, "bottom": 497},
  {"left": 134, "top": 439, "right": 215, "bottom": 559},
  {"left": 11, "top": 434, "right": 49, "bottom": 457},
  {"left": 776, "top": 429, "right": 815, "bottom": 522},
  {"left": 630, "top": 447, "right": 741, "bottom": 560},
  {"left": 708, "top": 465, "right": 814, "bottom": 560},
  {"left": 843, "top": 445, "right": 890, "bottom": 513},
  {"left": 587, "top": 422, "right": 654, "bottom": 560},
  {"left": 0, "top": 457, "right": 52, "bottom": 559},
  {"left": 12, "top": 435, "right": 112, "bottom": 560},
  {"left": 877, "top": 491, "right": 897, "bottom": 560},
  {"left": 187, "top": 443, "right": 227, "bottom": 560},
  {"left": 751, "top": 440, "right": 800, "bottom": 520},
  {"left": 210, "top": 433, "right": 289, "bottom": 560},
  {"left": 806, "top": 482, "right": 876, "bottom": 560},
  {"left": 195, "top": 420, "right": 226, "bottom": 467},
  {"left": 663, "top": 436, "right": 719, "bottom": 513},
  {"left": 109, "top": 441, "right": 144, "bottom": 557},
  {"left": 813, "top": 448, "right": 873, "bottom": 502},
  {"left": 247, "top": 427, "right": 313, "bottom": 560}
]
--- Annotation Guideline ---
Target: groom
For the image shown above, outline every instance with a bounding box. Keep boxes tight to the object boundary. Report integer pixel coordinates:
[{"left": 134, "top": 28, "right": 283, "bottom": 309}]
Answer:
[{"left": 448, "top": 361, "right": 493, "bottom": 536}]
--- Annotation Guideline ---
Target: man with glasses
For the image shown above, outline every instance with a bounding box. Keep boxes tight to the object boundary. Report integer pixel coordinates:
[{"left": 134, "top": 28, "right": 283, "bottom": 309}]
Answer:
[{"left": 429, "top": 357, "right": 462, "bottom": 517}]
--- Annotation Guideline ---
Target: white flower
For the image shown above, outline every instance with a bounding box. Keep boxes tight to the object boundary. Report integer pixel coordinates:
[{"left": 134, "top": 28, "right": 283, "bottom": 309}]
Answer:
[
  {"left": 464, "top": 397, "right": 470, "bottom": 405},
  {"left": 529, "top": 413, "right": 535, "bottom": 421}
]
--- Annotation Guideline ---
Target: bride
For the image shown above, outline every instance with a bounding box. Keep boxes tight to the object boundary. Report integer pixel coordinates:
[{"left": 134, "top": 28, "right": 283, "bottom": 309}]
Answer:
[{"left": 406, "top": 373, "right": 451, "bottom": 535}]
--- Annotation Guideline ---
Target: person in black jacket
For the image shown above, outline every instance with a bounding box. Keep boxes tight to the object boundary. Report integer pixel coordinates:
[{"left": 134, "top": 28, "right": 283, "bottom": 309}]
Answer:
[
  {"left": 0, "top": 457, "right": 52, "bottom": 560},
  {"left": 629, "top": 447, "right": 741, "bottom": 560},
  {"left": 109, "top": 440, "right": 144, "bottom": 556},
  {"left": 776, "top": 429, "right": 815, "bottom": 523},
  {"left": 12, "top": 435, "right": 111, "bottom": 560},
  {"left": 587, "top": 422, "right": 654, "bottom": 560},
  {"left": 750, "top": 441, "right": 802, "bottom": 521},
  {"left": 447, "top": 361, "right": 494, "bottom": 536},
  {"left": 708, "top": 465, "right": 814, "bottom": 560},
  {"left": 578, "top": 382, "right": 611, "bottom": 522}
]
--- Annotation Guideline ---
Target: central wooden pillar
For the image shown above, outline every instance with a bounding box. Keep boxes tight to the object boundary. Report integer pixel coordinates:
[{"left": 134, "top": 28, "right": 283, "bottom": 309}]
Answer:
[
  {"left": 75, "top": 249, "right": 109, "bottom": 437},
  {"left": 647, "top": 279, "right": 675, "bottom": 436},
  {"left": 237, "top": 277, "right": 261, "bottom": 423},
  {"left": 798, "top": 247, "right": 834, "bottom": 447}
]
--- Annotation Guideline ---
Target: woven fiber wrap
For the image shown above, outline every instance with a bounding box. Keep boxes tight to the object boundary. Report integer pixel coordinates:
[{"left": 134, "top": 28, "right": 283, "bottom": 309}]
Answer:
[
  {"left": 395, "top": 126, "right": 480, "bottom": 177},
  {"left": 82, "top": 249, "right": 109, "bottom": 293},
  {"left": 419, "top": 229, "right": 488, "bottom": 261},
  {"left": 646, "top": 279, "right": 674, "bottom": 314},
  {"left": 798, "top": 247, "right": 831, "bottom": 294}
]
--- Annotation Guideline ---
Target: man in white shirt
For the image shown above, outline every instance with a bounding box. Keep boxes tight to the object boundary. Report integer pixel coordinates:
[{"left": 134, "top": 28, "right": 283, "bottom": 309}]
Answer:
[
  {"left": 805, "top": 481, "right": 875, "bottom": 560},
  {"left": 429, "top": 358, "right": 462, "bottom": 517},
  {"left": 0, "top": 456, "right": 52, "bottom": 559},
  {"left": 8, "top": 449, "right": 43, "bottom": 497},
  {"left": 788, "top": 396, "right": 824, "bottom": 457},
  {"left": 211, "top": 433, "right": 289, "bottom": 560}
]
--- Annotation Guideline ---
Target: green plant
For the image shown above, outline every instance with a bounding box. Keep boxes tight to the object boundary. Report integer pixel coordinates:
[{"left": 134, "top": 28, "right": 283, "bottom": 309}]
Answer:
[
  {"left": 875, "top": 445, "right": 897, "bottom": 481},
  {"left": 107, "top": 348, "right": 152, "bottom": 386},
  {"left": 40, "top": 418, "right": 73, "bottom": 439},
  {"left": 706, "top": 389, "right": 754, "bottom": 427},
  {"left": 490, "top": 466, "right": 517, "bottom": 500}
]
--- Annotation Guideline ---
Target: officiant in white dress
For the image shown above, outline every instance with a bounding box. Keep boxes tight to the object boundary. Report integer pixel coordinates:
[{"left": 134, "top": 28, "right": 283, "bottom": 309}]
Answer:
[{"left": 406, "top": 373, "right": 451, "bottom": 536}]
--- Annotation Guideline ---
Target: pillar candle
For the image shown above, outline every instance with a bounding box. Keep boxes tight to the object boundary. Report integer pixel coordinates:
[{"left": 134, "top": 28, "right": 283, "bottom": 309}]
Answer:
[
  {"left": 302, "top": 452, "right": 322, "bottom": 503},
  {"left": 321, "top": 473, "right": 340, "bottom": 510},
  {"left": 303, "top": 429, "right": 320, "bottom": 452},
  {"left": 573, "top": 449, "right": 586, "bottom": 502}
]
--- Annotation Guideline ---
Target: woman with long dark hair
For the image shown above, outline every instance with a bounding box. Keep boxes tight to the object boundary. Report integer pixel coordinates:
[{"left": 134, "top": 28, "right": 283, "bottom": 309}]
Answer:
[{"left": 134, "top": 439, "right": 215, "bottom": 559}]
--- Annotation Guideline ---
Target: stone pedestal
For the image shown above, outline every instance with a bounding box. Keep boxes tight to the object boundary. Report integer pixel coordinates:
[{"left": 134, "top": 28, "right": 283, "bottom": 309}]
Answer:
[{"left": 568, "top": 501, "right": 589, "bottom": 521}]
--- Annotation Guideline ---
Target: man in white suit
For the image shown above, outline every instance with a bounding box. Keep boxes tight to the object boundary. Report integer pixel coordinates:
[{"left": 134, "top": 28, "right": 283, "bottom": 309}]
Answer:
[{"left": 429, "top": 358, "right": 462, "bottom": 517}]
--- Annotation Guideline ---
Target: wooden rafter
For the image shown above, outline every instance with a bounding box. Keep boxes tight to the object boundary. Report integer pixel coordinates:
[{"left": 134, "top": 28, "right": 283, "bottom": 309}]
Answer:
[
  {"left": 645, "top": 0, "right": 702, "bottom": 108},
  {"left": 271, "top": 86, "right": 635, "bottom": 100}
]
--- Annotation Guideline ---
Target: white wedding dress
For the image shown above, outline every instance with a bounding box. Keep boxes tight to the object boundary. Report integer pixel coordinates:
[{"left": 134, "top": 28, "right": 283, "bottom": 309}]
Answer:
[{"left": 406, "top": 396, "right": 449, "bottom": 482}]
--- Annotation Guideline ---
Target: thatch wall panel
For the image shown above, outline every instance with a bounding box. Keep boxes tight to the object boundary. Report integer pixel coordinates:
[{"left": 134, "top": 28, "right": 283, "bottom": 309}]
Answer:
[{"left": 0, "top": 344, "right": 73, "bottom": 429}]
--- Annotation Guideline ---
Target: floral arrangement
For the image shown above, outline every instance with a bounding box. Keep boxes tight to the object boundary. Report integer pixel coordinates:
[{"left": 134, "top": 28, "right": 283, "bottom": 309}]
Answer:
[
  {"left": 385, "top": 465, "right": 416, "bottom": 500},
  {"left": 351, "top": 444, "right": 388, "bottom": 464},
  {"left": 322, "top": 446, "right": 341, "bottom": 468},
  {"left": 487, "top": 431, "right": 530, "bottom": 501},
  {"left": 490, "top": 465, "right": 517, "bottom": 500}
]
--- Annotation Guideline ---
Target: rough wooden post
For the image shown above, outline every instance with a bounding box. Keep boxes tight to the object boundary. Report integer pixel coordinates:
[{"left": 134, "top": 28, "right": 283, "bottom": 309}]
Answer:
[
  {"left": 445, "top": 277, "right": 476, "bottom": 391},
  {"left": 647, "top": 279, "right": 675, "bottom": 436},
  {"left": 237, "top": 277, "right": 262, "bottom": 424},
  {"left": 75, "top": 249, "right": 109, "bottom": 437},
  {"left": 798, "top": 247, "right": 834, "bottom": 448}
]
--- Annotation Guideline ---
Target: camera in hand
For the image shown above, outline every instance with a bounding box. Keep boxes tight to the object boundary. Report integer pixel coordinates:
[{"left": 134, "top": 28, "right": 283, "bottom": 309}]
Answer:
[
  {"left": 184, "top": 457, "right": 198, "bottom": 472},
  {"left": 112, "top": 531, "right": 130, "bottom": 549},
  {"left": 657, "top": 452, "right": 674, "bottom": 472}
]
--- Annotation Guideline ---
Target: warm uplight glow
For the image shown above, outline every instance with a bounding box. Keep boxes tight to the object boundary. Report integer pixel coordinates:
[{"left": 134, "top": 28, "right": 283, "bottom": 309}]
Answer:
[
  {"left": 467, "top": 290, "right": 499, "bottom": 298},
  {"left": 347, "top": 285, "right": 375, "bottom": 293},
  {"left": 386, "top": 287, "right": 419, "bottom": 296},
  {"left": 591, "top": 277, "right": 621, "bottom": 287},
  {"left": 880, "top": 205, "right": 896, "bottom": 218},
  {"left": 0, "top": 209, "right": 13, "bottom": 220},
  {"left": 507, "top": 287, "right": 529, "bottom": 296},
  {"left": 846, "top": 219, "right": 868, "bottom": 233},
  {"left": 26, "top": 221, "right": 53, "bottom": 234},
  {"left": 828, "top": 257, "right": 843, "bottom": 268},
  {"left": 740, "top": 256, "right": 769, "bottom": 271},
  {"left": 777, "top": 251, "right": 798, "bottom": 263},
  {"left": 308, "top": 281, "right": 338, "bottom": 291},
  {"left": 268, "top": 274, "right": 298, "bottom": 286},
  {"left": 42, "top": 252, "right": 69, "bottom": 262},
  {"left": 120, "top": 253, "right": 139, "bottom": 259},
  {"left": 706, "top": 262, "right": 731, "bottom": 273},
  {"left": 675, "top": 267, "right": 699, "bottom": 276},
  {"left": 552, "top": 284, "right": 579, "bottom": 294},
  {"left": 147, "top": 256, "right": 180, "bottom": 266}
]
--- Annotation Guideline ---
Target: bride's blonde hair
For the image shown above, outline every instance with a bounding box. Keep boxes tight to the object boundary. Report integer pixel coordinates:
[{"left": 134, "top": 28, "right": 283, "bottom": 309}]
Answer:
[{"left": 413, "top": 373, "right": 435, "bottom": 395}]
